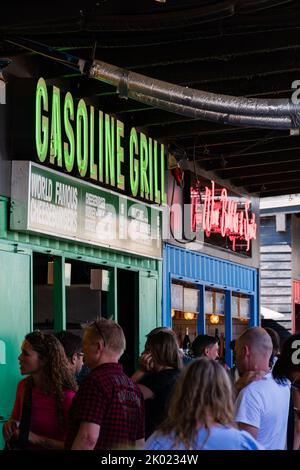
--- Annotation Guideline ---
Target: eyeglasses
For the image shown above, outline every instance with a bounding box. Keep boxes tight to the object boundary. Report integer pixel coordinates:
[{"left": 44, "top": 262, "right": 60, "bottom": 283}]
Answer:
[
  {"left": 77, "top": 352, "right": 84, "bottom": 358},
  {"left": 91, "top": 321, "right": 106, "bottom": 347}
]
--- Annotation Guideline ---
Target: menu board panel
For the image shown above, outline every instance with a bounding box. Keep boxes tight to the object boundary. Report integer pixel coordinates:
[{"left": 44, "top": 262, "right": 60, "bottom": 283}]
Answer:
[{"left": 11, "top": 162, "right": 162, "bottom": 259}]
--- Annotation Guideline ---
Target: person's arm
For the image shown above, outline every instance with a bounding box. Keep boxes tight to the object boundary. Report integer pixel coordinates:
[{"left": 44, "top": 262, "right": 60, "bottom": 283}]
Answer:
[
  {"left": 235, "top": 386, "right": 262, "bottom": 439},
  {"left": 293, "top": 388, "right": 300, "bottom": 450},
  {"left": 2, "top": 419, "right": 19, "bottom": 442},
  {"left": 27, "top": 431, "right": 65, "bottom": 450},
  {"left": 135, "top": 388, "right": 145, "bottom": 448},
  {"left": 71, "top": 422, "right": 100, "bottom": 450},
  {"left": 132, "top": 352, "right": 154, "bottom": 383},
  {"left": 131, "top": 369, "right": 146, "bottom": 383},
  {"left": 237, "top": 422, "right": 259, "bottom": 439},
  {"left": 3, "top": 380, "right": 23, "bottom": 441},
  {"left": 67, "top": 377, "right": 104, "bottom": 450},
  {"left": 135, "top": 438, "right": 145, "bottom": 449},
  {"left": 294, "top": 413, "right": 300, "bottom": 450},
  {"left": 137, "top": 384, "right": 154, "bottom": 400}
]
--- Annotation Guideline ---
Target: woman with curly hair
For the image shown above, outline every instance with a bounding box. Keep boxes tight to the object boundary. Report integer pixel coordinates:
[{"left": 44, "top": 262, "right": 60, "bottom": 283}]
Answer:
[
  {"left": 3, "top": 331, "right": 77, "bottom": 450},
  {"left": 145, "top": 358, "right": 263, "bottom": 450}
]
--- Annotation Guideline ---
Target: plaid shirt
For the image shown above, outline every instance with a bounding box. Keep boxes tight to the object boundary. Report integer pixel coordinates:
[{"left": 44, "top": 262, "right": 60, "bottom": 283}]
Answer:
[{"left": 65, "top": 363, "right": 145, "bottom": 450}]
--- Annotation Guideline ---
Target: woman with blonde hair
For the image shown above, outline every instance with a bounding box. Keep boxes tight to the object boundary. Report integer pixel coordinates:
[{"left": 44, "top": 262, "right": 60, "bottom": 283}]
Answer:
[
  {"left": 3, "top": 331, "right": 77, "bottom": 450},
  {"left": 145, "top": 358, "right": 263, "bottom": 450}
]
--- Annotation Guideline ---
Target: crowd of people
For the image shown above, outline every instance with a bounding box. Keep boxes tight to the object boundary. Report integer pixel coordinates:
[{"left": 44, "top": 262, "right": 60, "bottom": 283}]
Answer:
[{"left": 2, "top": 318, "right": 300, "bottom": 450}]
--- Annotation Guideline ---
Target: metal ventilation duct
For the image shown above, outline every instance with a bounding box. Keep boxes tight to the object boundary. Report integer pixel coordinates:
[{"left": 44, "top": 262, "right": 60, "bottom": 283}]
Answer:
[
  {"left": 89, "top": 59, "right": 300, "bottom": 129},
  {"left": 6, "top": 36, "right": 300, "bottom": 130}
]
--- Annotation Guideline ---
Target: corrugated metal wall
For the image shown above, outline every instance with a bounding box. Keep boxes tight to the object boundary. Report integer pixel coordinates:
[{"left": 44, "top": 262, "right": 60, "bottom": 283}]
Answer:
[
  {"left": 164, "top": 244, "right": 257, "bottom": 293},
  {"left": 163, "top": 244, "right": 259, "bottom": 366},
  {"left": 260, "top": 215, "right": 292, "bottom": 331}
]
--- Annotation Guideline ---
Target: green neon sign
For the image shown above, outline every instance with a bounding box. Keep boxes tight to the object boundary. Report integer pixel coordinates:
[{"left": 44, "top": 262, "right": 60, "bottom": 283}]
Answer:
[
  {"left": 35, "top": 78, "right": 49, "bottom": 162},
  {"left": 35, "top": 77, "right": 166, "bottom": 204}
]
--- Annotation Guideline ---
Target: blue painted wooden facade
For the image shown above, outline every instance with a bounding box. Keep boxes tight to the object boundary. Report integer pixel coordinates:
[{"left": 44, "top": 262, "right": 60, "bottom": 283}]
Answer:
[{"left": 163, "top": 244, "right": 259, "bottom": 367}]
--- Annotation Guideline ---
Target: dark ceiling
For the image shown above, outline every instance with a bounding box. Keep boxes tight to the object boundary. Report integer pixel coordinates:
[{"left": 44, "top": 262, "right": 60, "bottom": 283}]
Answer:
[{"left": 1, "top": 0, "right": 300, "bottom": 197}]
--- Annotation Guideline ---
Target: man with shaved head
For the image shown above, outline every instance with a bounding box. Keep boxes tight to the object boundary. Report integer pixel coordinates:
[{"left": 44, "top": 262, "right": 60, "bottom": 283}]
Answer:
[{"left": 234, "top": 327, "right": 290, "bottom": 449}]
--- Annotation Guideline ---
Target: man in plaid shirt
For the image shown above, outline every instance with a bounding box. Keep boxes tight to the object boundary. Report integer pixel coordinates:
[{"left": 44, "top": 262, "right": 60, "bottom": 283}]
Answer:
[{"left": 65, "top": 318, "right": 145, "bottom": 450}]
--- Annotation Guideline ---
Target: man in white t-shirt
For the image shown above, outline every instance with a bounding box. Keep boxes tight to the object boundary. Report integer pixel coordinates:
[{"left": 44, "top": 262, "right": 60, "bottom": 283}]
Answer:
[{"left": 234, "top": 327, "right": 290, "bottom": 450}]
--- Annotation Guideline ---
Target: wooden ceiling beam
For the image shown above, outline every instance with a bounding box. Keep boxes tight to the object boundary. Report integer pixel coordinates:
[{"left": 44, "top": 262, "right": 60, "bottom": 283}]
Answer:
[
  {"left": 206, "top": 145, "right": 300, "bottom": 171},
  {"left": 246, "top": 180, "right": 300, "bottom": 192},
  {"left": 235, "top": 172, "right": 300, "bottom": 187},
  {"left": 219, "top": 161, "right": 300, "bottom": 179},
  {"left": 260, "top": 186, "right": 300, "bottom": 197},
  {"left": 134, "top": 48, "right": 300, "bottom": 86}
]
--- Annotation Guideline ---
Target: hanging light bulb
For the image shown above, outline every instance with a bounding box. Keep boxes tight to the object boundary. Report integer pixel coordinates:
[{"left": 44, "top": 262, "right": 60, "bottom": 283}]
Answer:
[
  {"left": 209, "top": 314, "right": 220, "bottom": 325},
  {"left": 171, "top": 308, "right": 175, "bottom": 318},
  {"left": 184, "top": 312, "right": 194, "bottom": 321}
]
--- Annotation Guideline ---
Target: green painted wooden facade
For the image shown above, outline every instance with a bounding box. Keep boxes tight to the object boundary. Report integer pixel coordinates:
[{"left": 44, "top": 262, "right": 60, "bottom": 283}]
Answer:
[{"left": 0, "top": 195, "right": 162, "bottom": 438}]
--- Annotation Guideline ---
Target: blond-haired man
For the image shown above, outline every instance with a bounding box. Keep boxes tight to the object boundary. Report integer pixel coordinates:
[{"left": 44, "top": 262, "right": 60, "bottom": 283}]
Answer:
[{"left": 65, "top": 318, "right": 145, "bottom": 450}]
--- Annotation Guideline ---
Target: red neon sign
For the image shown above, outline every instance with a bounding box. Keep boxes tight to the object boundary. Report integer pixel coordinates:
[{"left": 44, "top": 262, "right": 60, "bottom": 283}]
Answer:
[{"left": 191, "top": 180, "right": 257, "bottom": 251}]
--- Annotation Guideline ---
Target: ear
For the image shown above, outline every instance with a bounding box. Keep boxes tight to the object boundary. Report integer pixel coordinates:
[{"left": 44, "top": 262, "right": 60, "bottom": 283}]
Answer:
[
  {"left": 70, "top": 353, "right": 77, "bottom": 365},
  {"left": 204, "top": 347, "right": 210, "bottom": 357},
  {"left": 95, "top": 339, "right": 105, "bottom": 354},
  {"left": 244, "top": 344, "right": 251, "bottom": 357}
]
